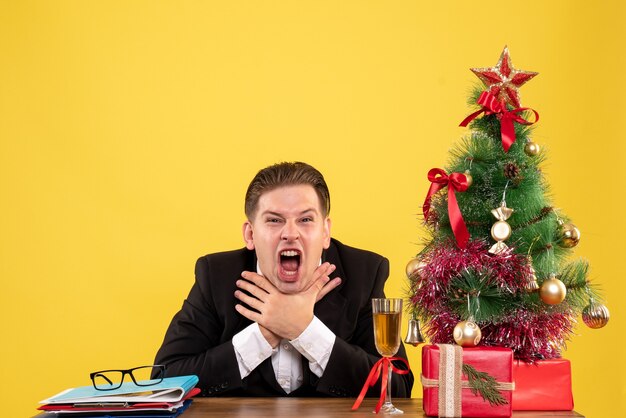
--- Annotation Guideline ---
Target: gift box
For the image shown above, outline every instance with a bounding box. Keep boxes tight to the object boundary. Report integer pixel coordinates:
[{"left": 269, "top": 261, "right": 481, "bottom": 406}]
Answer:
[
  {"left": 422, "top": 344, "right": 514, "bottom": 417},
  {"left": 512, "top": 358, "right": 574, "bottom": 410}
]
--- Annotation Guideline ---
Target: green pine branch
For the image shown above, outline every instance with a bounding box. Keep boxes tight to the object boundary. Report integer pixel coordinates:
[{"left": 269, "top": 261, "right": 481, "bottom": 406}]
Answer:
[
  {"left": 560, "top": 259, "right": 600, "bottom": 310},
  {"left": 449, "top": 269, "right": 519, "bottom": 322},
  {"left": 462, "top": 364, "right": 508, "bottom": 406}
]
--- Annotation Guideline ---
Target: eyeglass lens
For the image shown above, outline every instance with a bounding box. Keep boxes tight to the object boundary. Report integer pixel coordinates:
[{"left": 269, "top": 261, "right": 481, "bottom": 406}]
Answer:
[{"left": 92, "top": 366, "right": 165, "bottom": 390}]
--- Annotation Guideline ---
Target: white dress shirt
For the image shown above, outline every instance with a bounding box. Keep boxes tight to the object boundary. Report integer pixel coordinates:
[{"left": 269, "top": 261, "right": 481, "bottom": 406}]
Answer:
[
  {"left": 231, "top": 263, "right": 336, "bottom": 393},
  {"left": 232, "top": 318, "right": 335, "bottom": 393}
]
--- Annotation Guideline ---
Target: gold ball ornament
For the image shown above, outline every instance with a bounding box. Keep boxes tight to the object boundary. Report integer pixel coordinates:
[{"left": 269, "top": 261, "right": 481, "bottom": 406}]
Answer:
[
  {"left": 463, "top": 170, "right": 473, "bottom": 187},
  {"left": 539, "top": 276, "right": 567, "bottom": 305},
  {"left": 453, "top": 320, "right": 482, "bottom": 347},
  {"left": 524, "top": 141, "right": 540, "bottom": 156},
  {"left": 405, "top": 258, "right": 426, "bottom": 279},
  {"left": 582, "top": 302, "right": 610, "bottom": 329},
  {"left": 491, "top": 220, "right": 512, "bottom": 241},
  {"left": 558, "top": 223, "right": 581, "bottom": 248}
]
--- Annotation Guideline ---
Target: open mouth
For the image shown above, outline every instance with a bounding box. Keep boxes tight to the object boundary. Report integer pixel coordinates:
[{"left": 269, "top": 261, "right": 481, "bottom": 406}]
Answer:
[{"left": 279, "top": 250, "right": 301, "bottom": 280}]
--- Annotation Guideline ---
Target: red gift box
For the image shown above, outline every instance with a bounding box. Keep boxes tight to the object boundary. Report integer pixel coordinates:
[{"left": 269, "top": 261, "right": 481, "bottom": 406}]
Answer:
[
  {"left": 512, "top": 358, "right": 574, "bottom": 410},
  {"left": 422, "top": 344, "right": 514, "bottom": 417}
]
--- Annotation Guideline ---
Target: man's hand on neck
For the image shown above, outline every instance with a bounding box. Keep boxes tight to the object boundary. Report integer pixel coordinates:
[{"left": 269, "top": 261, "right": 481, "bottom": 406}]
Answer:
[{"left": 234, "top": 262, "right": 341, "bottom": 344}]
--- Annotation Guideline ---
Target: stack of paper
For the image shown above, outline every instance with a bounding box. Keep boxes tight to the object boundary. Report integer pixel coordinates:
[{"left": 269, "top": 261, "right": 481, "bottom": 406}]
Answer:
[{"left": 37, "top": 375, "right": 200, "bottom": 418}]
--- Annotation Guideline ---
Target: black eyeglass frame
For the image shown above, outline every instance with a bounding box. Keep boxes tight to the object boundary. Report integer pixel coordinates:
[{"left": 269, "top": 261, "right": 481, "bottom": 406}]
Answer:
[{"left": 90, "top": 365, "right": 166, "bottom": 391}]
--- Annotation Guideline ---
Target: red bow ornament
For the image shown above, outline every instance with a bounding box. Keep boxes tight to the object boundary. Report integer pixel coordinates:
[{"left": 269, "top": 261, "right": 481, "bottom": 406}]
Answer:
[
  {"left": 460, "top": 91, "right": 539, "bottom": 152},
  {"left": 351, "top": 357, "right": 410, "bottom": 414},
  {"left": 423, "top": 168, "right": 470, "bottom": 249}
]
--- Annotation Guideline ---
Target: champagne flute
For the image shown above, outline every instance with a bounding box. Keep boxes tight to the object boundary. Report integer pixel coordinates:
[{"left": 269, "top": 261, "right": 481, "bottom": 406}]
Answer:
[{"left": 372, "top": 298, "right": 403, "bottom": 414}]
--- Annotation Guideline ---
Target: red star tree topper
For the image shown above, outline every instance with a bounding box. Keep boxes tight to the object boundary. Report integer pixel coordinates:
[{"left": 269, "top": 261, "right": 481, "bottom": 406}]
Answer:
[{"left": 471, "top": 46, "right": 538, "bottom": 108}]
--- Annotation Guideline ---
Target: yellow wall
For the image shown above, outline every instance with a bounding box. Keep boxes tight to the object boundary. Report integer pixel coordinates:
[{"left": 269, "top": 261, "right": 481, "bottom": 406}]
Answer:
[{"left": 1, "top": 1, "right": 624, "bottom": 416}]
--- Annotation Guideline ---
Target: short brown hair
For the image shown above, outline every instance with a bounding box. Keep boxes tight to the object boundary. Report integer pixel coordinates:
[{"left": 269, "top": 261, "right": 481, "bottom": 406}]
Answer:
[{"left": 245, "top": 162, "right": 330, "bottom": 219}]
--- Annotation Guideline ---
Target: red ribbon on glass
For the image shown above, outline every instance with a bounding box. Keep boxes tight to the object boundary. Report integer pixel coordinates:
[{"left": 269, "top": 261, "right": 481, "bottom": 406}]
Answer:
[
  {"left": 423, "top": 168, "right": 470, "bottom": 249},
  {"left": 459, "top": 91, "right": 539, "bottom": 152},
  {"left": 351, "top": 356, "right": 410, "bottom": 413}
]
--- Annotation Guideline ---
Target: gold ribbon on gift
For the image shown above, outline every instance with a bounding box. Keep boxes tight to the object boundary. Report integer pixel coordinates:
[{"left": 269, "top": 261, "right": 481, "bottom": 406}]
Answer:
[{"left": 420, "top": 344, "right": 515, "bottom": 418}]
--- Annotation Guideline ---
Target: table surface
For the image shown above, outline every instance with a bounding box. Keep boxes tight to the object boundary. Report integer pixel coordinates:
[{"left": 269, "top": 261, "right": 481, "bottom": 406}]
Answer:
[{"left": 183, "top": 397, "right": 584, "bottom": 417}]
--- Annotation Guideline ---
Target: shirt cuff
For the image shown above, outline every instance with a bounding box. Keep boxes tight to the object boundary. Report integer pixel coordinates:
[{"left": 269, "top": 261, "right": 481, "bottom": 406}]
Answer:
[
  {"left": 290, "top": 316, "right": 336, "bottom": 377},
  {"left": 232, "top": 322, "right": 273, "bottom": 379}
]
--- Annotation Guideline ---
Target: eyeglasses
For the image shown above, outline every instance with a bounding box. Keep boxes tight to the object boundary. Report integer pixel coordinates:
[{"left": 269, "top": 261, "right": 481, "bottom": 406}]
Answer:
[{"left": 90, "top": 365, "right": 166, "bottom": 391}]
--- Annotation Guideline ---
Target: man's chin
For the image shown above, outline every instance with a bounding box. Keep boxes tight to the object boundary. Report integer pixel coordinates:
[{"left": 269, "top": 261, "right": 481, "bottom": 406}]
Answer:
[{"left": 276, "top": 284, "right": 302, "bottom": 294}]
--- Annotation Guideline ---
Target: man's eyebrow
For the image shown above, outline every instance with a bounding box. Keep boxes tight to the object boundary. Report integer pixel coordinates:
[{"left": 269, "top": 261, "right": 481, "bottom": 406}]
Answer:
[
  {"left": 261, "top": 210, "right": 285, "bottom": 218},
  {"left": 260, "top": 208, "right": 319, "bottom": 217},
  {"left": 298, "top": 208, "right": 319, "bottom": 216}
]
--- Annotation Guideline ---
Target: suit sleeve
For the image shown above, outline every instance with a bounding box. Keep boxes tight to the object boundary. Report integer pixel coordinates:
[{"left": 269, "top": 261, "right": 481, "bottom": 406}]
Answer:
[
  {"left": 313, "top": 257, "right": 414, "bottom": 398},
  {"left": 153, "top": 257, "right": 243, "bottom": 395}
]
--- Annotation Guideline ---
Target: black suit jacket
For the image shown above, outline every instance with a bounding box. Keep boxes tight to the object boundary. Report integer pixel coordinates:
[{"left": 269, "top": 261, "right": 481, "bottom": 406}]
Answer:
[{"left": 154, "top": 238, "right": 414, "bottom": 397}]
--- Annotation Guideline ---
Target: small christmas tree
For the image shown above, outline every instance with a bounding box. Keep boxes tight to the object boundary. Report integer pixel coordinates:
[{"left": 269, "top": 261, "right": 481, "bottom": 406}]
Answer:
[{"left": 406, "top": 47, "right": 609, "bottom": 362}]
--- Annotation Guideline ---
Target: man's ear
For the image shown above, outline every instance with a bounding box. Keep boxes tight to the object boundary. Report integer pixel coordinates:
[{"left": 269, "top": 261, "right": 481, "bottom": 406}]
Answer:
[
  {"left": 323, "top": 217, "right": 332, "bottom": 249},
  {"left": 242, "top": 221, "right": 255, "bottom": 250}
]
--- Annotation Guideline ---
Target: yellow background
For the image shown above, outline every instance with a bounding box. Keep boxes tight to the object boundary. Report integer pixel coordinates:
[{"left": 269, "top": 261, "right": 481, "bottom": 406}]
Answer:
[{"left": 1, "top": 1, "right": 624, "bottom": 416}]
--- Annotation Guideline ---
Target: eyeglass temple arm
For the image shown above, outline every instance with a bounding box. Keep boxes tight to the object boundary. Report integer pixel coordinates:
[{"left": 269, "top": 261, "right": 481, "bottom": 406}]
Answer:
[{"left": 93, "top": 373, "right": 114, "bottom": 385}]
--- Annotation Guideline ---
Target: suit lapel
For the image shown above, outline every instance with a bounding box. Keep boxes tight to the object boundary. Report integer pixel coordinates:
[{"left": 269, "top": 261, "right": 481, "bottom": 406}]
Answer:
[
  {"left": 316, "top": 240, "right": 348, "bottom": 335},
  {"left": 232, "top": 249, "right": 258, "bottom": 334}
]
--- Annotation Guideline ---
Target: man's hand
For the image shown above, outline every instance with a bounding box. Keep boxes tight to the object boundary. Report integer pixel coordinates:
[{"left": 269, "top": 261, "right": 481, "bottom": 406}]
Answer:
[{"left": 234, "top": 262, "right": 341, "bottom": 344}]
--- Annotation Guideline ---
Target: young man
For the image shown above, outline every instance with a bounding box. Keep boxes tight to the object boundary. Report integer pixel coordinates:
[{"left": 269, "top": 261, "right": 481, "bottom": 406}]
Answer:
[{"left": 154, "top": 162, "right": 413, "bottom": 397}]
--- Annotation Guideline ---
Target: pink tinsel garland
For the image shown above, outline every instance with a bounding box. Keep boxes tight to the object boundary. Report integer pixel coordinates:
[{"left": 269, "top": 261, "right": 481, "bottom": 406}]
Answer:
[{"left": 409, "top": 239, "right": 574, "bottom": 361}]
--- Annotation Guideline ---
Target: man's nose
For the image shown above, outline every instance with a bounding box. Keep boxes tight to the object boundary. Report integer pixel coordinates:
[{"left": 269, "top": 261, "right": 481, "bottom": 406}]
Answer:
[{"left": 281, "top": 221, "right": 299, "bottom": 240}]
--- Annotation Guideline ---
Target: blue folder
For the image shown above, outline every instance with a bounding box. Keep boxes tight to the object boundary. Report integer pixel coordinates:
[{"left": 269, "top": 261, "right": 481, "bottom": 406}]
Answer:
[{"left": 41, "top": 375, "right": 199, "bottom": 404}]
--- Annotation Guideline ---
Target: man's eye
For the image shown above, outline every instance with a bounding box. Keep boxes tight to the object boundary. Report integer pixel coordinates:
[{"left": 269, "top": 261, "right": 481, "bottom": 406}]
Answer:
[
  {"left": 266, "top": 218, "right": 282, "bottom": 223},
  {"left": 301, "top": 217, "right": 313, "bottom": 223}
]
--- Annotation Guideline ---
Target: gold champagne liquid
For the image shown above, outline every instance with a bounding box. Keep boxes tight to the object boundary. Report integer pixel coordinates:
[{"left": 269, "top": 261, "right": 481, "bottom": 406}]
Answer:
[{"left": 373, "top": 312, "right": 401, "bottom": 357}]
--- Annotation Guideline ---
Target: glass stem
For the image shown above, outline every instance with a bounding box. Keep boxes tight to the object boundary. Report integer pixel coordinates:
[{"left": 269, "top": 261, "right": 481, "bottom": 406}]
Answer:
[{"left": 386, "top": 365, "right": 393, "bottom": 406}]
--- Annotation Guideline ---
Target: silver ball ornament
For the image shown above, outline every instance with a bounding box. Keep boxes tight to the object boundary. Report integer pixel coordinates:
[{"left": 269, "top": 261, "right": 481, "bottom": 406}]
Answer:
[{"left": 582, "top": 302, "right": 610, "bottom": 329}]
